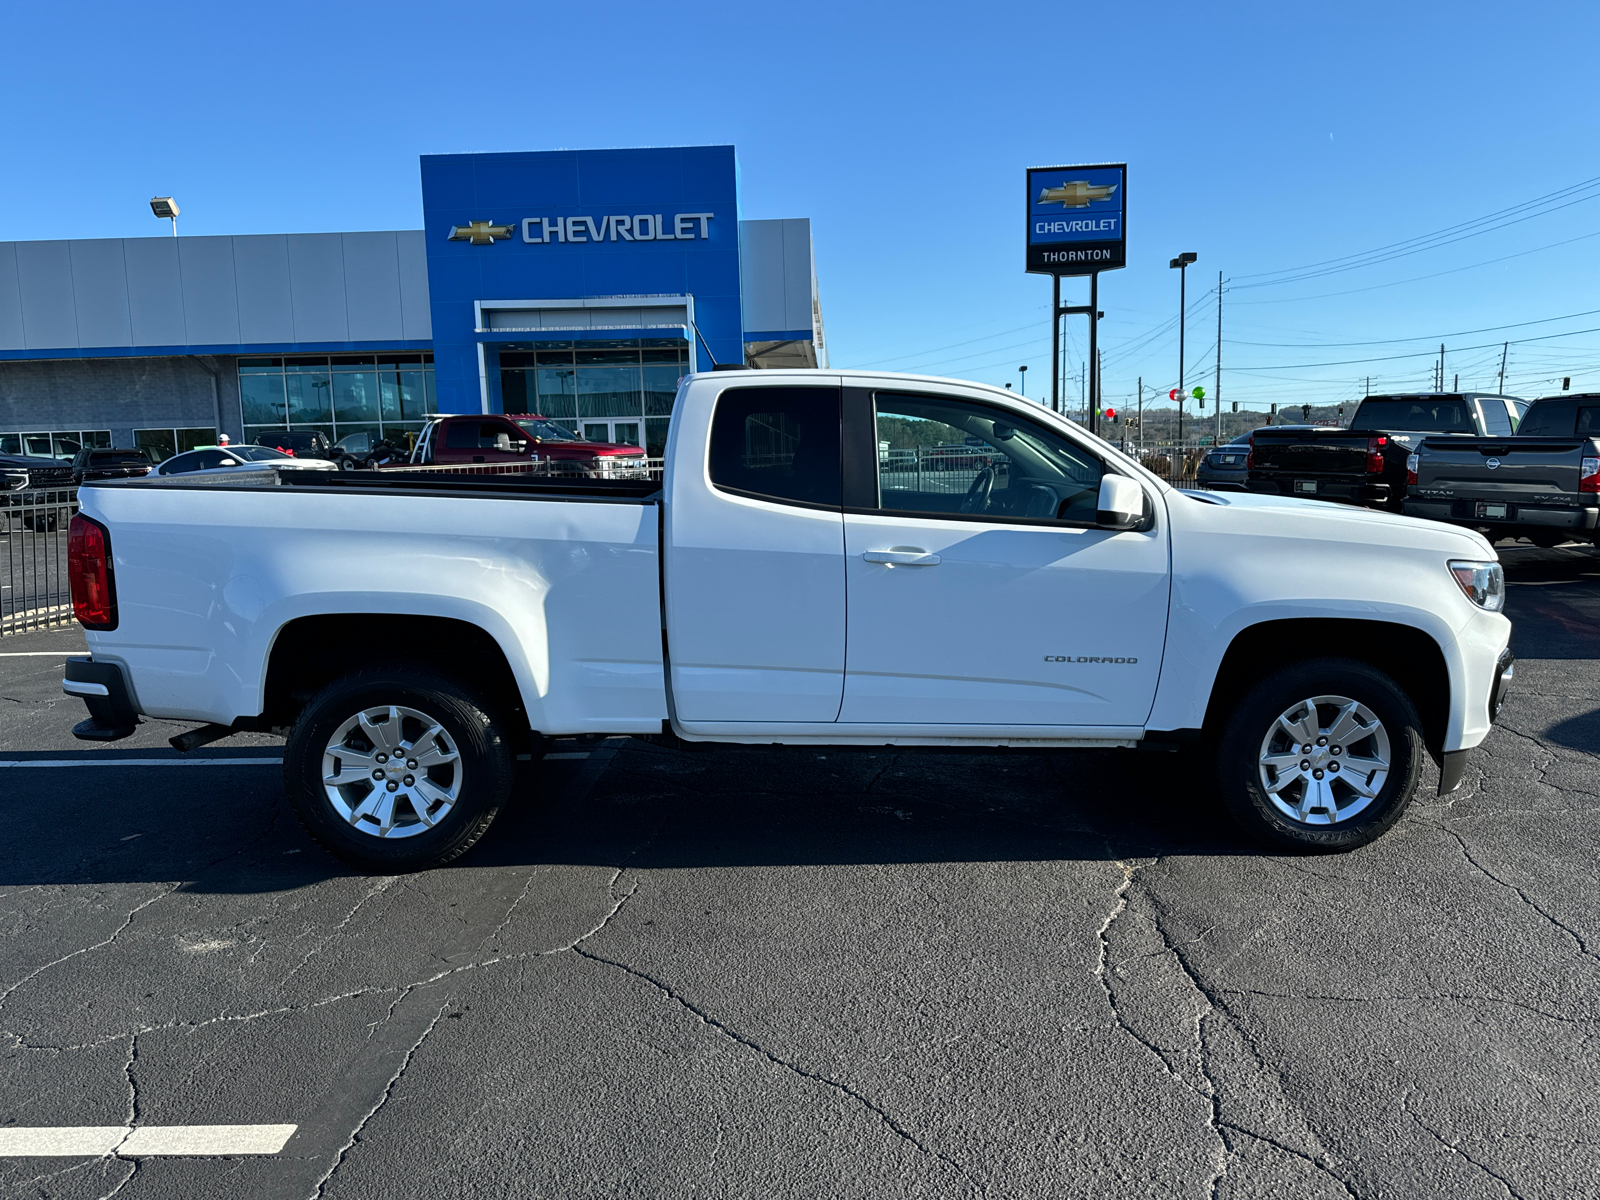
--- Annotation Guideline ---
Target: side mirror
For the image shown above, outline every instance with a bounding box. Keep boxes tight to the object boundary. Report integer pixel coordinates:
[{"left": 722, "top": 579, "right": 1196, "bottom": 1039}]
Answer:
[
  {"left": 494, "top": 433, "right": 513, "bottom": 452},
  {"left": 1096, "top": 475, "right": 1144, "bottom": 531}
]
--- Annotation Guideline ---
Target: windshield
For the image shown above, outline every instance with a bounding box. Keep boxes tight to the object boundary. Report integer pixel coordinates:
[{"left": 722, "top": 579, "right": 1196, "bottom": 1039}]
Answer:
[
  {"left": 1350, "top": 398, "right": 1474, "bottom": 433},
  {"left": 513, "top": 418, "right": 579, "bottom": 442}
]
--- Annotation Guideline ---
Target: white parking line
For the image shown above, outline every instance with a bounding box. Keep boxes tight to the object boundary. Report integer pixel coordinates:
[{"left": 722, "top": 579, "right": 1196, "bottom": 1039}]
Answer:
[
  {"left": 0, "top": 758, "right": 283, "bottom": 768},
  {"left": 0, "top": 1124, "right": 297, "bottom": 1156},
  {"left": 0, "top": 651, "right": 78, "bottom": 656}
]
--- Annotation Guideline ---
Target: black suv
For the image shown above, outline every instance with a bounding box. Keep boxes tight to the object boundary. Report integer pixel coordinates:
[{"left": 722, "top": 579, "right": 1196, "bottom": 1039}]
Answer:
[{"left": 71, "top": 447, "right": 153, "bottom": 484}]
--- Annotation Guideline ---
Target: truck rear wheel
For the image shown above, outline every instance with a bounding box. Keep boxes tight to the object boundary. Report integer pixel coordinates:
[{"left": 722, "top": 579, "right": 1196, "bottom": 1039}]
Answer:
[
  {"left": 1216, "top": 658, "right": 1424, "bottom": 852},
  {"left": 284, "top": 668, "right": 514, "bottom": 871}
]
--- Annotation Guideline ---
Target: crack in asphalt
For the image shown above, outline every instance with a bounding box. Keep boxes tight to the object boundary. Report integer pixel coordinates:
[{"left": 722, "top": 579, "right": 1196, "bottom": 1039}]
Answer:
[
  {"left": 0, "top": 887, "right": 179, "bottom": 1015},
  {"left": 568, "top": 943, "right": 981, "bottom": 1193},
  {"left": 1123, "top": 860, "right": 1363, "bottom": 1200},
  {"left": 307, "top": 999, "right": 450, "bottom": 1200},
  {"left": 1219, "top": 1123, "right": 1360, "bottom": 1199},
  {"left": 1220, "top": 986, "right": 1600, "bottom": 1029},
  {"left": 1401, "top": 1091, "right": 1526, "bottom": 1200},
  {"left": 1429, "top": 822, "right": 1600, "bottom": 967}
]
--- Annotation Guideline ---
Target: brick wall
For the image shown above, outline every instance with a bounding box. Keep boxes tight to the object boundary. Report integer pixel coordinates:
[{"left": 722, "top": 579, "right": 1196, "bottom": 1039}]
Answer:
[{"left": 0, "top": 356, "right": 243, "bottom": 446}]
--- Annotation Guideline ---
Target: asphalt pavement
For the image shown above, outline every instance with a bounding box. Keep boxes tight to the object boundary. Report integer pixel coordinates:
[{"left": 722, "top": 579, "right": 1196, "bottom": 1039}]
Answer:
[{"left": 1, "top": 545, "right": 1597, "bottom": 1199}]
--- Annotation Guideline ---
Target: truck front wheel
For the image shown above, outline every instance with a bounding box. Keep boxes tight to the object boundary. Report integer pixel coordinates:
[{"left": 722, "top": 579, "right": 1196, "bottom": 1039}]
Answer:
[
  {"left": 284, "top": 669, "right": 514, "bottom": 871},
  {"left": 1216, "top": 658, "right": 1424, "bottom": 852}
]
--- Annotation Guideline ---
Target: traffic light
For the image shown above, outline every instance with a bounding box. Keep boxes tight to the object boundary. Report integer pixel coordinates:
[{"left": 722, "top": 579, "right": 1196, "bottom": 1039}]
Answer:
[
  {"left": 1231, "top": 401, "right": 1238, "bottom": 413},
  {"left": 1564, "top": 377, "right": 1572, "bottom": 391},
  {"left": 1301, "top": 404, "right": 1312, "bottom": 419}
]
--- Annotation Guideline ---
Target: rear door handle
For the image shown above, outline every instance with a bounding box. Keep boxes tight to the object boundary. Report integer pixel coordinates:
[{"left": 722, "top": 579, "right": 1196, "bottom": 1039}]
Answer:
[{"left": 863, "top": 549, "right": 941, "bottom": 566}]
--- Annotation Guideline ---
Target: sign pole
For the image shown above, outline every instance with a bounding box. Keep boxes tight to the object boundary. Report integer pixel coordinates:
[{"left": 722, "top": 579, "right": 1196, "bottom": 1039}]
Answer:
[
  {"left": 1088, "top": 272, "right": 1099, "bottom": 436},
  {"left": 1051, "top": 274, "right": 1061, "bottom": 414}
]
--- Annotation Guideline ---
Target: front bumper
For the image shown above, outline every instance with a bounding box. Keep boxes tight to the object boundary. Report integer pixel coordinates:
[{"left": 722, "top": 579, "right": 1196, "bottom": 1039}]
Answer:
[{"left": 1439, "top": 647, "right": 1514, "bottom": 794}]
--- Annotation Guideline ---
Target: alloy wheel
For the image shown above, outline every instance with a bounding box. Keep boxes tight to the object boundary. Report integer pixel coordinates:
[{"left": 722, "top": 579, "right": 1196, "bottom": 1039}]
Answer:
[{"left": 1258, "top": 694, "right": 1390, "bottom": 826}]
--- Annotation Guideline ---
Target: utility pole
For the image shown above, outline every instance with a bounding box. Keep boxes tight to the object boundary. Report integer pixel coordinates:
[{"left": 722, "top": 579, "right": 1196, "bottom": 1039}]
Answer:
[
  {"left": 1080, "top": 363, "right": 1086, "bottom": 424},
  {"left": 1214, "top": 271, "right": 1223, "bottom": 442},
  {"left": 1438, "top": 344, "right": 1445, "bottom": 393},
  {"left": 1137, "top": 376, "right": 1143, "bottom": 456},
  {"left": 1498, "top": 342, "right": 1508, "bottom": 394}
]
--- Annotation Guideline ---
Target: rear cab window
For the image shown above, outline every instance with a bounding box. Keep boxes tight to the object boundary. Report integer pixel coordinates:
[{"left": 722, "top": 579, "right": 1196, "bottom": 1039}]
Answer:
[
  {"left": 1518, "top": 401, "right": 1576, "bottom": 437},
  {"left": 708, "top": 387, "right": 841, "bottom": 507},
  {"left": 1349, "top": 398, "right": 1476, "bottom": 432}
]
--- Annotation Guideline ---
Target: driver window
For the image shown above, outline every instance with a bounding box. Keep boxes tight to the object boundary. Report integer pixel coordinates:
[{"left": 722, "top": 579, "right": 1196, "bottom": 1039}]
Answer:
[{"left": 873, "top": 393, "right": 1104, "bottom": 523}]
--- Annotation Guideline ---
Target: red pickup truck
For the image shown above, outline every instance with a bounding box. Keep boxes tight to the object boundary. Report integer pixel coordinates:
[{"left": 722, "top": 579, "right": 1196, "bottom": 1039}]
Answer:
[{"left": 408, "top": 414, "right": 648, "bottom": 477}]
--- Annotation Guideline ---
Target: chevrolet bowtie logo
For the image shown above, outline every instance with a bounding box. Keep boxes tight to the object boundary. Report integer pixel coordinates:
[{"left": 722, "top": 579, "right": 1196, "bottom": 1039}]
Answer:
[{"left": 448, "top": 220, "right": 514, "bottom": 245}]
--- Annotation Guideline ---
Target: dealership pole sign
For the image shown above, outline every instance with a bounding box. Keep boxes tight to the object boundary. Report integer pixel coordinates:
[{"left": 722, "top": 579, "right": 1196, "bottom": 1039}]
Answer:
[{"left": 1025, "top": 164, "right": 1126, "bottom": 275}]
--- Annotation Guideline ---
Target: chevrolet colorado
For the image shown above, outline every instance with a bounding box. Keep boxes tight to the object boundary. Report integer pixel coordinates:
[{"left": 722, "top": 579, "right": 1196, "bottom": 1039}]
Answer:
[{"left": 63, "top": 370, "right": 1513, "bottom": 868}]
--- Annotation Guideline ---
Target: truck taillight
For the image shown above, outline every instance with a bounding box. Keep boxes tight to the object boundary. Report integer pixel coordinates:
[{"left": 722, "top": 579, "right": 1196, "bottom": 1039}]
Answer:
[
  {"left": 1366, "top": 435, "right": 1388, "bottom": 475},
  {"left": 1582, "top": 456, "right": 1600, "bottom": 494},
  {"left": 1245, "top": 434, "right": 1254, "bottom": 470},
  {"left": 1406, "top": 452, "right": 1419, "bottom": 487},
  {"left": 68, "top": 514, "right": 117, "bottom": 630}
]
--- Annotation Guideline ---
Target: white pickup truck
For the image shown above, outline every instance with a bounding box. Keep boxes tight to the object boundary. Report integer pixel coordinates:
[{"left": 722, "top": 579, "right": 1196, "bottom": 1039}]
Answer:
[{"left": 63, "top": 370, "right": 1514, "bottom": 868}]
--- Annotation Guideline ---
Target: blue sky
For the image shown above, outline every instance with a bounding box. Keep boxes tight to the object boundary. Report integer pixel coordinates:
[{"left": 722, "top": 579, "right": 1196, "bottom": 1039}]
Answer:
[{"left": 4, "top": 0, "right": 1597, "bottom": 415}]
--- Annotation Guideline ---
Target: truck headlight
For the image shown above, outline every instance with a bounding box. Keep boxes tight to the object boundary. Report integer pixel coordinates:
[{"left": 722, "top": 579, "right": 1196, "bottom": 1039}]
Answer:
[{"left": 1448, "top": 560, "right": 1505, "bottom": 612}]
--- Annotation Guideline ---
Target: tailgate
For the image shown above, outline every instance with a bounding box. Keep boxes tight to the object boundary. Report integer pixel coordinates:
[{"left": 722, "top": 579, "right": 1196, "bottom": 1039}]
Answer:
[
  {"left": 1415, "top": 436, "right": 1593, "bottom": 501},
  {"left": 1249, "top": 432, "right": 1369, "bottom": 475}
]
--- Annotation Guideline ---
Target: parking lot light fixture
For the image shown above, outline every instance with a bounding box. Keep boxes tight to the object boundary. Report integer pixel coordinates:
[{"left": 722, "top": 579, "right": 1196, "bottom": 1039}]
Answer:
[
  {"left": 1170, "top": 252, "right": 1198, "bottom": 440},
  {"left": 150, "top": 197, "right": 179, "bottom": 236}
]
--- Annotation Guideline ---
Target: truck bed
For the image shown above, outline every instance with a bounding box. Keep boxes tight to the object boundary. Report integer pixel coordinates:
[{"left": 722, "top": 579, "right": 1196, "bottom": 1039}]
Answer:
[{"left": 78, "top": 470, "right": 669, "bottom": 733}]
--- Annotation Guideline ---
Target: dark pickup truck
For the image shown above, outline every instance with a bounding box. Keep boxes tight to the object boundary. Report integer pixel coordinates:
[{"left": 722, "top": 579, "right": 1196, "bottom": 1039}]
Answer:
[
  {"left": 1403, "top": 393, "right": 1600, "bottom": 546},
  {"left": 1247, "top": 393, "right": 1526, "bottom": 511}
]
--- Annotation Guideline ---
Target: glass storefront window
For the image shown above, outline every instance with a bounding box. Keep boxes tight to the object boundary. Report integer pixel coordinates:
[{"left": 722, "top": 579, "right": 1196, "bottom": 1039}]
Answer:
[
  {"left": 643, "top": 365, "right": 681, "bottom": 416},
  {"left": 577, "top": 366, "right": 642, "bottom": 418},
  {"left": 536, "top": 369, "right": 577, "bottom": 420},
  {"left": 240, "top": 357, "right": 436, "bottom": 446},
  {"left": 136, "top": 429, "right": 176, "bottom": 462},
  {"left": 645, "top": 417, "right": 671, "bottom": 457},
  {"left": 286, "top": 371, "right": 333, "bottom": 424},
  {"left": 333, "top": 372, "right": 380, "bottom": 424}
]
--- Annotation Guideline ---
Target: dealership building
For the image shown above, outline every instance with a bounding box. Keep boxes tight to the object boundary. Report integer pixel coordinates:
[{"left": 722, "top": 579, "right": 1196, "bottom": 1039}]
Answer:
[{"left": 0, "top": 145, "right": 825, "bottom": 462}]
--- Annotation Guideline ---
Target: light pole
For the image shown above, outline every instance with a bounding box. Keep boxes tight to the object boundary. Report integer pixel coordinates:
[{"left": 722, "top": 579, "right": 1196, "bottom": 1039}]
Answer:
[
  {"left": 150, "top": 196, "right": 179, "bottom": 237},
  {"left": 1170, "top": 252, "right": 1197, "bottom": 442},
  {"left": 1017, "top": 365, "right": 1027, "bottom": 397}
]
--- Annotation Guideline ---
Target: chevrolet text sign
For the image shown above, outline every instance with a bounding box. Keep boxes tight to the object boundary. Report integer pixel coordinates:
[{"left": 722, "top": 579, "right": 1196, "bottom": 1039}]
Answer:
[
  {"left": 448, "top": 214, "right": 716, "bottom": 245},
  {"left": 1026, "top": 163, "right": 1126, "bottom": 275}
]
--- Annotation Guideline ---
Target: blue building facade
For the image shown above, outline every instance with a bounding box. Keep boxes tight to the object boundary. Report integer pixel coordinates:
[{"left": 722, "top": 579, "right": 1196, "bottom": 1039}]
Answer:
[{"left": 0, "top": 145, "right": 824, "bottom": 461}]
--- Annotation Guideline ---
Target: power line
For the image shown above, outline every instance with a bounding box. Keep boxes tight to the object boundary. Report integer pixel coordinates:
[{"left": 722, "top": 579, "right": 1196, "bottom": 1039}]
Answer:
[
  {"left": 1229, "top": 174, "right": 1600, "bottom": 289},
  {"left": 1224, "top": 306, "right": 1600, "bottom": 349}
]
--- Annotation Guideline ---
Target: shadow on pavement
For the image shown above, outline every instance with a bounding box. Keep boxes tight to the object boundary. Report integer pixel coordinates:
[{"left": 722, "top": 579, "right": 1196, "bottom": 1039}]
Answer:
[{"left": 0, "top": 740, "right": 1255, "bottom": 893}]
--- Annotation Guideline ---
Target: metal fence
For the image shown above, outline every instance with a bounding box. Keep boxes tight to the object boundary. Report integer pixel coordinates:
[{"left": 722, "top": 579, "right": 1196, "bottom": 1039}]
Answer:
[{"left": 1, "top": 486, "right": 79, "bottom": 635}]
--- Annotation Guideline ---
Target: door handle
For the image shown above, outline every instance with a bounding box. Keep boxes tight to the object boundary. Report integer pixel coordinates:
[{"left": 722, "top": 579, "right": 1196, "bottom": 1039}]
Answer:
[{"left": 863, "top": 549, "right": 941, "bottom": 566}]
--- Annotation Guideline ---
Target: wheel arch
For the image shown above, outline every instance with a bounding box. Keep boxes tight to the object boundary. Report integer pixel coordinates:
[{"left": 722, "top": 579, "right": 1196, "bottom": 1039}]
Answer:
[
  {"left": 261, "top": 614, "right": 534, "bottom": 752},
  {"left": 1202, "top": 618, "right": 1451, "bottom": 760}
]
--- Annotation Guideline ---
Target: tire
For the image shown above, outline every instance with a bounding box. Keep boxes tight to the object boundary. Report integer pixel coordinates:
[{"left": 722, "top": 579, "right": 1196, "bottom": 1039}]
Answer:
[
  {"left": 283, "top": 668, "right": 514, "bottom": 871},
  {"left": 338, "top": 457, "right": 359, "bottom": 471},
  {"left": 1216, "top": 657, "right": 1424, "bottom": 853}
]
